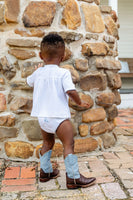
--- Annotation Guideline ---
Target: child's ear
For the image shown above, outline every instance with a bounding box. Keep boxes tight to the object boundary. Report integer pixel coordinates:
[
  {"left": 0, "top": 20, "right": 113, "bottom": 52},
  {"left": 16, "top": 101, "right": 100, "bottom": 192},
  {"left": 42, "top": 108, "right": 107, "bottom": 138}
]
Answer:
[{"left": 39, "top": 52, "right": 43, "bottom": 60}]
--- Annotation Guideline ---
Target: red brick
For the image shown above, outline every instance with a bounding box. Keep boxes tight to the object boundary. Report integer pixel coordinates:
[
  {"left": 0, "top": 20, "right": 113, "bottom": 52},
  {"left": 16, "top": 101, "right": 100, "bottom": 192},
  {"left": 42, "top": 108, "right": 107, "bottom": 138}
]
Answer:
[
  {"left": 116, "top": 152, "right": 133, "bottom": 160},
  {"left": 20, "top": 167, "right": 36, "bottom": 178},
  {"left": 96, "top": 176, "right": 115, "bottom": 184},
  {"left": 4, "top": 167, "right": 20, "bottom": 179},
  {"left": 2, "top": 178, "right": 35, "bottom": 186},
  {"left": 103, "top": 152, "right": 118, "bottom": 159},
  {"left": 115, "top": 117, "right": 127, "bottom": 125},
  {"left": 101, "top": 183, "right": 127, "bottom": 199},
  {"left": 1, "top": 185, "right": 36, "bottom": 192},
  {"left": 120, "top": 126, "right": 133, "bottom": 129}
]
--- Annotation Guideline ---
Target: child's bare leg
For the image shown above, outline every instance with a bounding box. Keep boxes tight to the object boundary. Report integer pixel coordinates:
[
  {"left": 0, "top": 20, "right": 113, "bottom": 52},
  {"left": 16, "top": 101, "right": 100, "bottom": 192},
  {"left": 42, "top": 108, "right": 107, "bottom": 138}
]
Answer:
[
  {"left": 39, "top": 129, "right": 59, "bottom": 182},
  {"left": 40, "top": 129, "right": 55, "bottom": 155},
  {"left": 56, "top": 119, "right": 96, "bottom": 189},
  {"left": 56, "top": 119, "right": 74, "bottom": 158}
]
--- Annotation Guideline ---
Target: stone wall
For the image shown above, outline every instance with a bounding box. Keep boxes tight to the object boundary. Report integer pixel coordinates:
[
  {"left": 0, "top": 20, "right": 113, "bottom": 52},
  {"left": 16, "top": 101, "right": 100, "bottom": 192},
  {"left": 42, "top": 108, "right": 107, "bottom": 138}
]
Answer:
[{"left": 0, "top": 0, "right": 121, "bottom": 161}]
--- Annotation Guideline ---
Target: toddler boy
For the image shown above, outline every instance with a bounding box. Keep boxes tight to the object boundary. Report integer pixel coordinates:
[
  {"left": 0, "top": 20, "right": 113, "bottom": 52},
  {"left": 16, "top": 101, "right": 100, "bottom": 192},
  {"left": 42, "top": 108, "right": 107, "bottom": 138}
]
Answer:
[{"left": 27, "top": 34, "right": 96, "bottom": 189}]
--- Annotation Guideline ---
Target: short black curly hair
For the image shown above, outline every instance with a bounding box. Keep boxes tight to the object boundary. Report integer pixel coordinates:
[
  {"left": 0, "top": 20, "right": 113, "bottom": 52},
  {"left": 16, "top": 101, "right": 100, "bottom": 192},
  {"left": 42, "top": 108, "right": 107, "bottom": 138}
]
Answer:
[
  {"left": 40, "top": 33, "right": 65, "bottom": 59},
  {"left": 41, "top": 33, "right": 65, "bottom": 48}
]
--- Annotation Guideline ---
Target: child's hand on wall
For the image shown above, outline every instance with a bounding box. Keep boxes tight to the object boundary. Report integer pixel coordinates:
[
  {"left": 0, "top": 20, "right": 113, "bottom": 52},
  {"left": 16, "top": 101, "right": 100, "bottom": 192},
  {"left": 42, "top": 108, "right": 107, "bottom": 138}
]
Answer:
[
  {"left": 35, "top": 63, "right": 43, "bottom": 70},
  {"left": 80, "top": 100, "right": 90, "bottom": 108}
]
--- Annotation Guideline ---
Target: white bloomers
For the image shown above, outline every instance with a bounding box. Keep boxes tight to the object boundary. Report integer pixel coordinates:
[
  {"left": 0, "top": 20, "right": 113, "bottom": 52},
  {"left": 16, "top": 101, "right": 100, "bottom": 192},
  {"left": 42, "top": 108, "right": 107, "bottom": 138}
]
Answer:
[{"left": 38, "top": 117, "right": 68, "bottom": 134}]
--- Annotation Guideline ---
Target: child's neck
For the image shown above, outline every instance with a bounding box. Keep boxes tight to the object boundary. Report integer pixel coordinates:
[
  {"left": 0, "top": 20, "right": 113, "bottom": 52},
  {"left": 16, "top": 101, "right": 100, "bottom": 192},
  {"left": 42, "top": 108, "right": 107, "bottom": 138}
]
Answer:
[{"left": 44, "top": 59, "right": 61, "bottom": 66}]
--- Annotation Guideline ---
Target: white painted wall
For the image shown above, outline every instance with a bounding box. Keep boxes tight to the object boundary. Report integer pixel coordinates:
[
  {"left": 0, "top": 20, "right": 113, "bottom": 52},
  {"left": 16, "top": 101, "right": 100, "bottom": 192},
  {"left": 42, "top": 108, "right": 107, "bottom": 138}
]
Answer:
[
  {"left": 118, "top": 94, "right": 133, "bottom": 108},
  {"left": 109, "top": 0, "right": 118, "bottom": 13},
  {"left": 118, "top": 0, "right": 133, "bottom": 58}
]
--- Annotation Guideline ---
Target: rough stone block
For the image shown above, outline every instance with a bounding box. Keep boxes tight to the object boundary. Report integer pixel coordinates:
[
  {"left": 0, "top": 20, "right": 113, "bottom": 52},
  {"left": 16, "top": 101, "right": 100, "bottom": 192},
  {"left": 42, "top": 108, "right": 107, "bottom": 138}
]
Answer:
[
  {"left": 0, "top": 127, "right": 18, "bottom": 140},
  {"left": 0, "top": 78, "right": 5, "bottom": 85},
  {"left": 90, "top": 121, "right": 110, "bottom": 135},
  {"left": 14, "top": 28, "right": 45, "bottom": 37},
  {"left": 61, "top": 65, "right": 79, "bottom": 83},
  {"left": 78, "top": 0, "right": 94, "bottom": 2},
  {"left": 10, "top": 97, "right": 32, "bottom": 114},
  {"left": 86, "top": 33, "right": 99, "bottom": 40},
  {"left": 62, "top": 0, "right": 81, "bottom": 30},
  {"left": 62, "top": 47, "right": 72, "bottom": 61},
  {"left": 21, "top": 62, "right": 42, "bottom": 78},
  {"left": 81, "top": 4, "right": 105, "bottom": 33},
  {"left": 96, "top": 92, "right": 115, "bottom": 107},
  {"left": 108, "top": 50, "right": 118, "bottom": 57},
  {"left": 23, "top": 1, "right": 56, "bottom": 27},
  {"left": 0, "top": 87, "right": 5, "bottom": 91},
  {"left": 108, "top": 121, "right": 115, "bottom": 131},
  {"left": 80, "top": 72, "right": 107, "bottom": 91},
  {"left": 100, "top": 132, "right": 116, "bottom": 149},
  {"left": 58, "top": 0, "right": 67, "bottom": 6},
  {"left": 106, "top": 105, "right": 118, "bottom": 121},
  {"left": 6, "top": 38, "right": 40, "bottom": 48},
  {"left": 96, "top": 58, "right": 121, "bottom": 70},
  {"left": 100, "top": 5, "right": 112, "bottom": 13},
  {"left": 0, "top": 113, "right": 15, "bottom": 127},
  {"left": 75, "top": 59, "right": 88, "bottom": 72},
  {"left": 74, "top": 137, "right": 98, "bottom": 153},
  {"left": 104, "top": 16, "right": 119, "bottom": 38},
  {"left": 22, "top": 119, "right": 42, "bottom": 141},
  {"left": 0, "top": 56, "right": 16, "bottom": 80},
  {"left": 69, "top": 92, "right": 93, "bottom": 111},
  {"left": 82, "top": 107, "right": 106, "bottom": 123},
  {"left": 79, "top": 124, "right": 89, "bottom": 137},
  {"left": 5, "top": 0, "right": 20, "bottom": 23},
  {"left": 106, "top": 71, "right": 122, "bottom": 89},
  {"left": 8, "top": 49, "right": 36, "bottom": 60},
  {"left": 103, "top": 35, "right": 115, "bottom": 43},
  {"left": 54, "top": 31, "right": 83, "bottom": 43},
  {"left": 10, "top": 81, "right": 32, "bottom": 90},
  {"left": 0, "top": 93, "right": 6, "bottom": 111},
  {"left": 94, "top": 0, "right": 100, "bottom": 5},
  {"left": 0, "top": 3, "right": 4, "bottom": 24},
  {"left": 82, "top": 43, "right": 109, "bottom": 56},
  {"left": 5, "top": 141, "right": 34, "bottom": 159}
]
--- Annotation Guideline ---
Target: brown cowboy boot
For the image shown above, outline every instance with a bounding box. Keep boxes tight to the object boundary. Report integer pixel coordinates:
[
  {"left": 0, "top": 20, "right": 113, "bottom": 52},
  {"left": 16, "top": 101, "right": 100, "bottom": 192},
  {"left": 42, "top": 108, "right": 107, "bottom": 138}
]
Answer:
[
  {"left": 66, "top": 173, "right": 96, "bottom": 189},
  {"left": 40, "top": 168, "right": 60, "bottom": 182}
]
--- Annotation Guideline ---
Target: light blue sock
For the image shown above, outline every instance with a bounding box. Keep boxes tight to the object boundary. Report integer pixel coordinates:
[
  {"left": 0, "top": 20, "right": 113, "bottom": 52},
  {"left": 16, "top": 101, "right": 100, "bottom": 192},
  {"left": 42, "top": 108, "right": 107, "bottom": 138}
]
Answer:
[
  {"left": 39, "top": 150, "right": 53, "bottom": 173},
  {"left": 64, "top": 154, "right": 80, "bottom": 179}
]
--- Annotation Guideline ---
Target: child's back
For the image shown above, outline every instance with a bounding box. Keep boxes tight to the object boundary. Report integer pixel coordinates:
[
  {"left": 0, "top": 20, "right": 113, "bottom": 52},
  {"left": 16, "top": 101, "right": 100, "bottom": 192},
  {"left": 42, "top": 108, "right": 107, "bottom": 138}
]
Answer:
[{"left": 27, "top": 64, "right": 75, "bottom": 117}]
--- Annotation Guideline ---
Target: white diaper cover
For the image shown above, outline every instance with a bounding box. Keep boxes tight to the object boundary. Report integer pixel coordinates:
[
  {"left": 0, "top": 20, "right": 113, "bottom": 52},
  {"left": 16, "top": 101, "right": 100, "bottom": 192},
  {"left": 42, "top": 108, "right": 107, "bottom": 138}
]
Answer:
[{"left": 38, "top": 117, "right": 68, "bottom": 134}]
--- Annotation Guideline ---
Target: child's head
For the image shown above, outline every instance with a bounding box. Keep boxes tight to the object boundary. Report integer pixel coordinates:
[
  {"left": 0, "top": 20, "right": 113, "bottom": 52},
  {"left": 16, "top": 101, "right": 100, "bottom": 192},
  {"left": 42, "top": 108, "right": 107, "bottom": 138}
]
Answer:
[{"left": 40, "top": 33, "right": 65, "bottom": 63}]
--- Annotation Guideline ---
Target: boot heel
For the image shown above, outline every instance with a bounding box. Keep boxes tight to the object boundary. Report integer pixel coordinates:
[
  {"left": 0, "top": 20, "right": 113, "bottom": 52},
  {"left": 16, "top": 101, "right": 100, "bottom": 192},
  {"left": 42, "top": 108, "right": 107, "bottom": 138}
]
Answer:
[
  {"left": 67, "top": 184, "right": 79, "bottom": 189},
  {"left": 40, "top": 177, "right": 50, "bottom": 182}
]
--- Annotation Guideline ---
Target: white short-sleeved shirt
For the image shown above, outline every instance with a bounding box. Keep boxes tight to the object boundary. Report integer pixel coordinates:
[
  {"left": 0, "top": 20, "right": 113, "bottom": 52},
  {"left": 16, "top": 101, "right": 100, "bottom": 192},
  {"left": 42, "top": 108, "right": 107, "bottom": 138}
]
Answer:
[{"left": 27, "top": 64, "right": 75, "bottom": 118}]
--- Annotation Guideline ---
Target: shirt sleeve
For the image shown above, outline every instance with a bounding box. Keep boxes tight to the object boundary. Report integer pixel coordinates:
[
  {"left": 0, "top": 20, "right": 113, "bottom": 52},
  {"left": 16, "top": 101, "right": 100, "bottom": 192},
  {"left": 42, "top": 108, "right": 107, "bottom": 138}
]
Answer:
[
  {"left": 27, "top": 71, "right": 36, "bottom": 87},
  {"left": 62, "top": 70, "right": 75, "bottom": 92}
]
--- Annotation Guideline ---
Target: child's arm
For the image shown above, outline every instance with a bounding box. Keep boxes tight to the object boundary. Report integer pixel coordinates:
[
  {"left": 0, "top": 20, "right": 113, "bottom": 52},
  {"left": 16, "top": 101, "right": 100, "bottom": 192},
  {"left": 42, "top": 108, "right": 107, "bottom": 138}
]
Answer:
[
  {"left": 62, "top": 70, "right": 89, "bottom": 107},
  {"left": 67, "top": 90, "right": 89, "bottom": 107},
  {"left": 27, "top": 63, "right": 43, "bottom": 87}
]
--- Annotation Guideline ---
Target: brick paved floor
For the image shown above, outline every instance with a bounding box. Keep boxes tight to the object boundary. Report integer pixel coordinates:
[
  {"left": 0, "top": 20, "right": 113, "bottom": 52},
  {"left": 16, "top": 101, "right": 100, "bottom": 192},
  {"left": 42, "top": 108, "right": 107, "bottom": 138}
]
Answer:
[
  {"left": 116, "top": 109, "right": 133, "bottom": 129},
  {"left": 0, "top": 109, "right": 133, "bottom": 200}
]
